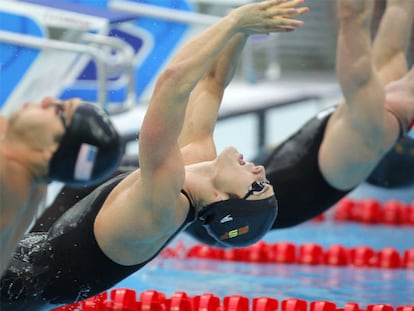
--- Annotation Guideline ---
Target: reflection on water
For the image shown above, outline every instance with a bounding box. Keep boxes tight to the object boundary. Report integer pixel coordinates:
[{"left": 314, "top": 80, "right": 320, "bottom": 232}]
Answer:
[
  {"left": 115, "top": 220, "right": 414, "bottom": 308},
  {"left": 117, "top": 257, "right": 414, "bottom": 307}
]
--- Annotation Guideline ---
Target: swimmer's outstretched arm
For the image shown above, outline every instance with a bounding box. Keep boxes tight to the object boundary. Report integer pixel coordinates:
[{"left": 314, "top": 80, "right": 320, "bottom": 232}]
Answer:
[
  {"left": 318, "top": 0, "right": 400, "bottom": 190},
  {"left": 94, "top": 0, "right": 308, "bottom": 265},
  {"left": 179, "top": 2, "right": 309, "bottom": 165},
  {"left": 373, "top": 0, "right": 414, "bottom": 84},
  {"left": 139, "top": 0, "right": 307, "bottom": 175},
  {"left": 178, "top": 33, "right": 249, "bottom": 164}
]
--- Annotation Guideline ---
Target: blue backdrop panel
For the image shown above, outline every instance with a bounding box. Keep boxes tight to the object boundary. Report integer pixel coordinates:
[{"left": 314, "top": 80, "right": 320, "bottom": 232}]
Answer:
[{"left": 0, "top": 12, "right": 44, "bottom": 109}]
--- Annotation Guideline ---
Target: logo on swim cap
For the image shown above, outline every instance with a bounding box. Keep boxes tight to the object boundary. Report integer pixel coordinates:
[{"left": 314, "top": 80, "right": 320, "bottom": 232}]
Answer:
[
  {"left": 220, "top": 214, "right": 233, "bottom": 223},
  {"left": 220, "top": 225, "right": 249, "bottom": 240}
]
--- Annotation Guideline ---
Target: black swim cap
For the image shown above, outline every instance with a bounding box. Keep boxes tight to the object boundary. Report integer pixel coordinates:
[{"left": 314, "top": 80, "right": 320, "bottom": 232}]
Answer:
[
  {"left": 198, "top": 195, "right": 278, "bottom": 248},
  {"left": 48, "top": 102, "right": 122, "bottom": 187}
]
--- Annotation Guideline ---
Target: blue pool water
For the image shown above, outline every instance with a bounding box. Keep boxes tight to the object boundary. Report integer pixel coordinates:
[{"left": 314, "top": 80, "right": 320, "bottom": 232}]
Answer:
[{"left": 115, "top": 210, "right": 414, "bottom": 308}]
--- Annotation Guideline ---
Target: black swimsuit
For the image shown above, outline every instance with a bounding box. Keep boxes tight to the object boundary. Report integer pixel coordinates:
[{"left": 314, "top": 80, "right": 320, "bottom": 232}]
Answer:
[
  {"left": 0, "top": 173, "right": 195, "bottom": 311},
  {"left": 262, "top": 106, "right": 352, "bottom": 228}
]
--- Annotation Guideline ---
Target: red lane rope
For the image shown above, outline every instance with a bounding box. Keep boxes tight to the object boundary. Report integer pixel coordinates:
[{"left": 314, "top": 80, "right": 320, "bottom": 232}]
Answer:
[
  {"left": 51, "top": 288, "right": 414, "bottom": 311},
  {"left": 328, "top": 198, "right": 414, "bottom": 226},
  {"left": 164, "top": 241, "right": 414, "bottom": 270}
]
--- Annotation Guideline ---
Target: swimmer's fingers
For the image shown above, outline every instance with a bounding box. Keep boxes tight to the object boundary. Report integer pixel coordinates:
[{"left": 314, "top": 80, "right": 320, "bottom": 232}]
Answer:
[
  {"left": 269, "top": 15, "right": 306, "bottom": 30},
  {"left": 280, "top": 7, "right": 309, "bottom": 18},
  {"left": 259, "top": 0, "right": 305, "bottom": 10},
  {"left": 233, "top": 0, "right": 307, "bottom": 34},
  {"left": 259, "top": 13, "right": 306, "bottom": 33},
  {"left": 263, "top": 0, "right": 309, "bottom": 17},
  {"left": 264, "top": 1, "right": 309, "bottom": 31},
  {"left": 276, "top": 0, "right": 307, "bottom": 10}
]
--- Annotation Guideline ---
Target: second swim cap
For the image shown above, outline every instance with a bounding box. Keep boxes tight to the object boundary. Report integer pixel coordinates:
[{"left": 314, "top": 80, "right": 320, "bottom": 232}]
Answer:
[{"left": 49, "top": 102, "right": 122, "bottom": 187}]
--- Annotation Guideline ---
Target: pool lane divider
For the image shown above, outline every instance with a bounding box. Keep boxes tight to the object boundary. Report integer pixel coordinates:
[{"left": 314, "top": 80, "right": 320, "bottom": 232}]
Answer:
[
  {"left": 50, "top": 288, "right": 414, "bottom": 311},
  {"left": 161, "top": 241, "right": 414, "bottom": 269},
  {"left": 328, "top": 198, "right": 414, "bottom": 225}
]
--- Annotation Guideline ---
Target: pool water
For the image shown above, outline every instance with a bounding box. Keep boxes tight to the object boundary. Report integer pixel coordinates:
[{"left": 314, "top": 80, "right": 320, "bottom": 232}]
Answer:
[{"left": 115, "top": 214, "right": 414, "bottom": 308}]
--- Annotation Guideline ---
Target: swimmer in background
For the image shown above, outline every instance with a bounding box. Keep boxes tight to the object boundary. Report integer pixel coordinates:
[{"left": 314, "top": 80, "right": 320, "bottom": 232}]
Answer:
[
  {"left": 0, "top": 98, "right": 121, "bottom": 273},
  {"left": 0, "top": 1, "right": 308, "bottom": 310},
  {"left": 256, "top": 0, "right": 414, "bottom": 221},
  {"left": 187, "top": 0, "right": 414, "bottom": 245}
]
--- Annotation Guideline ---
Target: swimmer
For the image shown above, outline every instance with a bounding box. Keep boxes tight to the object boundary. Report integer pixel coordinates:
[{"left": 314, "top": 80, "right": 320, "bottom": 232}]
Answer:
[
  {"left": 0, "top": 1, "right": 308, "bottom": 310},
  {"left": 0, "top": 98, "right": 121, "bottom": 273}
]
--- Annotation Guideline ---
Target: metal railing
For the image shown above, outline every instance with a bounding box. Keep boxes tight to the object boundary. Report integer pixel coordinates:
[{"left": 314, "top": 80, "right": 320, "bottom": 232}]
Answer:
[
  {"left": 81, "top": 33, "right": 136, "bottom": 109},
  {"left": 0, "top": 29, "right": 138, "bottom": 108},
  {"left": 0, "top": 30, "right": 109, "bottom": 106}
]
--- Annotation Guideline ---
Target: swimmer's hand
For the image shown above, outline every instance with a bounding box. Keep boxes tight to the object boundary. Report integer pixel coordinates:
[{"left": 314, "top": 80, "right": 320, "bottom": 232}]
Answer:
[{"left": 230, "top": 0, "right": 309, "bottom": 34}]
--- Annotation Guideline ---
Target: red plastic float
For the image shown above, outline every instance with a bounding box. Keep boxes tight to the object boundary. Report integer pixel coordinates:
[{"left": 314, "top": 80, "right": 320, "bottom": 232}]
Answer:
[
  {"left": 50, "top": 288, "right": 414, "bottom": 311},
  {"left": 183, "top": 243, "right": 413, "bottom": 270},
  {"left": 252, "top": 297, "right": 278, "bottom": 311},
  {"left": 332, "top": 199, "right": 413, "bottom": 226},
  {"left": 271, "top": 242, "right": 296, "bottom": 264},
  {"left": 323, "top": 244, "right": 348, "bottom": 266},
  {"left": 310, "top": 300, "right": 336, "bottom": 311},
  {"left": 281, "top": 298, "right": 307, "bottom": 311},
  {"left": 298, "top": 243, "right": 324, "bottom": 265}
]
